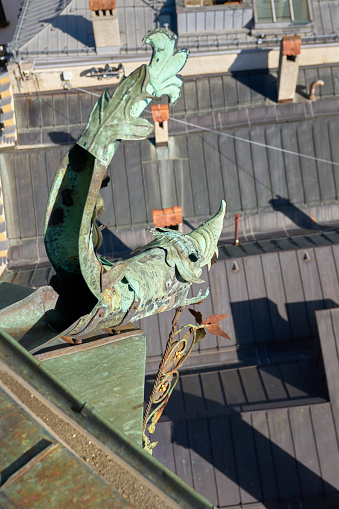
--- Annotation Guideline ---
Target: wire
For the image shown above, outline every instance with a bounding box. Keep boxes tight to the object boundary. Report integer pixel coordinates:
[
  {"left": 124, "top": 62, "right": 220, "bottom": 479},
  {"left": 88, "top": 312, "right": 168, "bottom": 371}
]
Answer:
[
  {"left": 72, "top": 87, "right": 101, "bottom": 97},
  {"left": 71, "top": 85, "right": 339, "bottom": 229},
  {"left": 72, "top": 85, "right": 339, "bottom": 167},
  {"left": 164, "top": 115, "right": 339, "bottom": 167}
]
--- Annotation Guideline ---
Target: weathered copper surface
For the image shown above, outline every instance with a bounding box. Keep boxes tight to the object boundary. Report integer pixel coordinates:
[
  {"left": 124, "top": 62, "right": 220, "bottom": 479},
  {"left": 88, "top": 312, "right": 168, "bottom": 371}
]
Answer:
[
  {"left": 0, "top": 385, "right": 133, "bottom": 508},
  {"left": 36, "top": 330, "right": 147, "bottom": 445},
  {"left": 0, "top": 29, "right": 226, "bottom": 353}
]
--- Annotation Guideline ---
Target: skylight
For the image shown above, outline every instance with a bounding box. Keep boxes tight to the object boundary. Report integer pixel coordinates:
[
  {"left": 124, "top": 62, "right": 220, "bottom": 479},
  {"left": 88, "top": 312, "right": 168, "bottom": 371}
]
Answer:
[{"left": 255, "top": 0, "right": 311, "bottom": 24}]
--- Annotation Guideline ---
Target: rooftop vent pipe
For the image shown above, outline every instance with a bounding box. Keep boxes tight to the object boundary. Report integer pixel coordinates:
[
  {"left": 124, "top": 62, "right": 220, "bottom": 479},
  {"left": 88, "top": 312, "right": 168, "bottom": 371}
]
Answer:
[{"left": 309, "top": 80, "right": 324, "bottom": 101}]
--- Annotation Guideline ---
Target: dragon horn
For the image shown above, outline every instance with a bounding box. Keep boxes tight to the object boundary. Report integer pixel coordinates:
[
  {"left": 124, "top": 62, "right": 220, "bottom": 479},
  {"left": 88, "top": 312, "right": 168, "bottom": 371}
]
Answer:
[{"left": 188, "top": 200, "right": 226, "bottom": 270}]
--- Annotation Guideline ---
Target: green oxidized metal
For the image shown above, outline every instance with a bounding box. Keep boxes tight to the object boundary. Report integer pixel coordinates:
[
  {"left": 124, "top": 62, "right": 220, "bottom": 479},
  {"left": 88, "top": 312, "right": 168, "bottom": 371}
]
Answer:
[{"left": 0, "top": 29, "right": 226, "bottom": 352}]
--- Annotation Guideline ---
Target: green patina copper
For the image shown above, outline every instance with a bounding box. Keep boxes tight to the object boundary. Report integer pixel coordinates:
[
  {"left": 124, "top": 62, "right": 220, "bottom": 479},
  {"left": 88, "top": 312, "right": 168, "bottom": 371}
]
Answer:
[{"left": 0, "top": 29, "right": 226, "bottom": 352}]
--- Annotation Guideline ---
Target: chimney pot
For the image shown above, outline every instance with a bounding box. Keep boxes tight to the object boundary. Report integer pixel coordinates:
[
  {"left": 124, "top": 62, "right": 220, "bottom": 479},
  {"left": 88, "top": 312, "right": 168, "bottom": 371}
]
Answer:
[
  {"left": 89, "top": 0, "right": 116, "bottom": 10},
  {"left": 151, "top": 104, "right": 170, "bottom": 123}
]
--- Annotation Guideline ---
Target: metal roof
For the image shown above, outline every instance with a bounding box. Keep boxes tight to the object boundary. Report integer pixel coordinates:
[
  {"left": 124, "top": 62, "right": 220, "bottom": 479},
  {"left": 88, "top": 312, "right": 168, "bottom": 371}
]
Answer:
[
  {"left": 3, "top": 112, "right": 339, "bottom": 254},
  {"left": 9, "top": 0, "right": 168, "bottom": 57},
  {"left": 8, "top": 0, "right": 339, "bottom": 58},
  {"left": 150, "top": 384, "right": 339, "bottom": 507},
  {"left": 312, "top": 0, "right": 339, "bottom": 37},
  {"left": 10, "top": 0, "right": 73, "bottom": 52},
  {"left": 3, "top": 68, "right": 339, "bottom": 269},
  {"left": 176, "top": 2, "right": 254, "bottom": 36},
  {"left": 143, "top": 277, "right": 339, "bottom": 508},
  {"left": 13, "top": 65, "right": 339, "bottom": 135},
  {"left": 142, "top": 305, "right": 339, "bottom": 508}
]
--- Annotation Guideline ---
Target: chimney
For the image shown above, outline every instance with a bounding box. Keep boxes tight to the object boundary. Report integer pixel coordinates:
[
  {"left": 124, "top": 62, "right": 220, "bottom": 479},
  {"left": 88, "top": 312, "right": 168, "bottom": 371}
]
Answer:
[
  {"left": 152, "top": 207, "right": 183, "bottom": 230},
  {"left": 151, "top": 104, "right": 169, "bottom": 147},
  {"left": 277, "top": 36, "right": 301, "bottom": 104},
  {"left": 89, "top": 0, "right": 120, "bottom": 55}
]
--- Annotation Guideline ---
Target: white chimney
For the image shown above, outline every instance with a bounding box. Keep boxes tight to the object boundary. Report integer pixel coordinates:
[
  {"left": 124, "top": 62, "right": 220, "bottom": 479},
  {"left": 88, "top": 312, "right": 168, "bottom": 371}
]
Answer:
[
  {"left": 89, "top": 0, "right": 120, "bottom": 55},
  {"left": 277, "top": 36, "right": 301, "bottom": 104},
  {"left": 151, "top": 104, "right": 169, "bottom": 147}
]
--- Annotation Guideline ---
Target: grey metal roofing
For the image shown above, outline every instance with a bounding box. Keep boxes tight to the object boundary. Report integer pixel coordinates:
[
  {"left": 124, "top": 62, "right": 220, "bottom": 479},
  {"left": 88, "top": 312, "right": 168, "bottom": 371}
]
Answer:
[
  {"left": 142, "top": 275, "right": 339, "bottom": 508},
  {"left": 312, "top": 0, "right": 339, "bottom": 37},
  {"left": 3, "top": 67, "right": 339, "bottom": 266},
  {"left": 149, "top": 376, "right": 339, "bottom": 507},
  {"left": 10, "top": 0, "right": 73, "bottom": 52},
  {"left": 8, "top": 0, "right": 339, "bottom": 59},
  {"left": 142, "top": 243, "right": 339, "bottom": 370},
  {"left": 143, "top": 306, "right": 339, "bottom": 508},
  {"left": 173, "top": 64, "right": 339, "bottom": 116},
  {"left": 219, "top": 229, "right": 339, "bottom": 258},
  {"left": 4, "top": 111, "right": 339, "bottom": 235},
  {"left": 176, "top": 1, "right": 254, "bottom": 40},
  {"left": 13, "top": 64, "right": 339, "bottom": 136},
  {"left": 9, "top": 0, "right": 167, "bottom": 57}
]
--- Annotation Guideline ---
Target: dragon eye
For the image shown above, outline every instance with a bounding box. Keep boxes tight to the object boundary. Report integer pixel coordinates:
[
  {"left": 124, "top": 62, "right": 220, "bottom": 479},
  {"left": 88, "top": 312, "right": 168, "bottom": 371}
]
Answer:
[{"left": 189, "top": 254, "right": 198, "bottom": 262}]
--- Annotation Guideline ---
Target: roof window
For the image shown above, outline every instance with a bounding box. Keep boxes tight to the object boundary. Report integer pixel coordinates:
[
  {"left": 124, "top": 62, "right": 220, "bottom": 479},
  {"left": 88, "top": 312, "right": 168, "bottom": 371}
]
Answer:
[{"left": 254, "top": 0, "right": 311, "bottom": 25}]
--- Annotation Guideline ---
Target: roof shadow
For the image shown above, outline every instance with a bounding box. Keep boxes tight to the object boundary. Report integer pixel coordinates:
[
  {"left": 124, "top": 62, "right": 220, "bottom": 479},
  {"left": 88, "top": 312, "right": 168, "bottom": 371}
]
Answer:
[
  {"left": 48, "top": 131, "right": 77, "bottom": 145},
  {"left": 97, "top": 223, "right": 132, "bottom": 260},
  {"left": 42, "top": 15, "right": 94, "bottom": 47},
  {"left": 229, "top": 55, "right": 277, "bottom": 103},
  {"left": 147, "top": 381, "right": 338, "bottom": 506},
  {"left": 230, "top": 298, "right": 338, "bottom": 354},
  {"left": 170, "top": 407, "right": 339, "bottom": 505},
  {"left": 269, "top": 195, "right": 324, "bottom": 230},
  {"left": 296, "top": 83, "right": 309, "bottom": 99}
]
